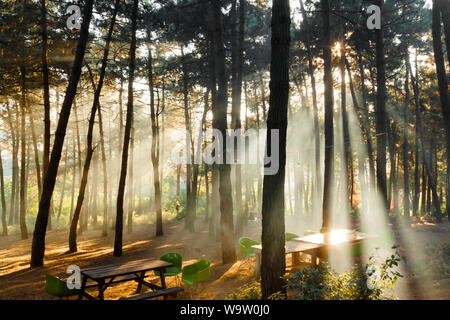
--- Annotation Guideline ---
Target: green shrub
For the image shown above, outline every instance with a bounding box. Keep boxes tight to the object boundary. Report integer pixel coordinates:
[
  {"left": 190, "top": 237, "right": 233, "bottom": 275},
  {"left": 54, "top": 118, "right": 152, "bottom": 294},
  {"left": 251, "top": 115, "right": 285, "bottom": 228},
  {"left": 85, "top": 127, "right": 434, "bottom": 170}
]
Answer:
[
  {"left": 227, "top": 248, "right": 402, "bottom": 300},
  {"left": 226, "top": 282, "right": 262, "bottom": 300},
  {"left": 284, "top": 247, "right": 402, "bottom": 300}
]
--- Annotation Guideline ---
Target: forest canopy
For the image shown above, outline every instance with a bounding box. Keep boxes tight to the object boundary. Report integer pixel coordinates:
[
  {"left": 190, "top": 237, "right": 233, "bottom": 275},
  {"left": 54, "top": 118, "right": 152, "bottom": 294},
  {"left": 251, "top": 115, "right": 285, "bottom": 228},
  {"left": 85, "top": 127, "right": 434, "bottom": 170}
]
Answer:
[{"left": 0, "top": 0, "right": 449, "bottom": 301}]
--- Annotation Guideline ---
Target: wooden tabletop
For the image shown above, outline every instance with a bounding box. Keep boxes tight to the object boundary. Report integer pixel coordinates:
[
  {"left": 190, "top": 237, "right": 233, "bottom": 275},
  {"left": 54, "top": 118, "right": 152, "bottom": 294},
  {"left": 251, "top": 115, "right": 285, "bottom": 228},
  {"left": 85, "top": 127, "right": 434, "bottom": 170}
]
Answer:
[
  {"left": 251, "top": 240, "right": 324, "bottom": 254},
  {"left": 81, "top": 258, "right": 173, "bottom": 280},
  {"left": 292, "top": 229, "right": 373, "bottom": 246}
]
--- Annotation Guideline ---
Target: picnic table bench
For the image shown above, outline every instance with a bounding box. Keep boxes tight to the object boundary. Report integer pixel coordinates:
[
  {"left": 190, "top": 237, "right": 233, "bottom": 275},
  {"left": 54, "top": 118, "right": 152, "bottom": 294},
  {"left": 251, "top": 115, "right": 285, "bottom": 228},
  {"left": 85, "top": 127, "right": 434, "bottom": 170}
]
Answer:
[
  {"left": 78, "top": 258, "right": 180, "bottom": 300},
  {"left": 119, "top": 287, "right": 184, "bottom": 300}
]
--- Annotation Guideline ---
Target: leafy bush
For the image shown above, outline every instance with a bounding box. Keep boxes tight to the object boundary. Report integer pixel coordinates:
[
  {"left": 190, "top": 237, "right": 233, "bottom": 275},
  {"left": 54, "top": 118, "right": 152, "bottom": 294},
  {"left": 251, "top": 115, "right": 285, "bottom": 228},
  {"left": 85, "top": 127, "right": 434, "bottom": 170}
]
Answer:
[
  {"left": 226, "top": 281, "right": 262, "bottom": 300},
  {"left": 227, "top": 248, "right": 402, "bottom": 300},
  {"left": 284, "top": 247, "right": 402, "bottom": 300}
]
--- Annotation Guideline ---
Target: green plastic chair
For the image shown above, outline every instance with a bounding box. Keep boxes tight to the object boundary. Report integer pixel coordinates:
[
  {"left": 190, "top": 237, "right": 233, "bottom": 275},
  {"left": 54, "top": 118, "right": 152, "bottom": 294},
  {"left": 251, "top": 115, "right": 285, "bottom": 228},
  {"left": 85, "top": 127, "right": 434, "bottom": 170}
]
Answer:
[
  {"left": 154, "top": 253, "right": 183, "bottom": 277},
  {"left": 45, "top": 274, "right": 80, "bottom": 299},
  {"left": 181, "top": 259, "right": 210, "bottom": 286},
  {"left": 238, "top": 237, "right": 260, "bottom": 257},
  {"left": 285, "top": 233, "right": 299, "bottom": 242}
]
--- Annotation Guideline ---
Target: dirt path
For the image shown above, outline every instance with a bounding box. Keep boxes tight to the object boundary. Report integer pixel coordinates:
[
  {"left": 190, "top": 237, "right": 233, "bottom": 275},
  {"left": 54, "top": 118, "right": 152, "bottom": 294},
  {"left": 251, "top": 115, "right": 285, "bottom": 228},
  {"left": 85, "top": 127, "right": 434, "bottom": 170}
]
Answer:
[
  {"left": 0, "top": 218, "right": 448, "bottom": 300},
  {"left": 0, "top": 219, "right": 262, "bottom": 300}
]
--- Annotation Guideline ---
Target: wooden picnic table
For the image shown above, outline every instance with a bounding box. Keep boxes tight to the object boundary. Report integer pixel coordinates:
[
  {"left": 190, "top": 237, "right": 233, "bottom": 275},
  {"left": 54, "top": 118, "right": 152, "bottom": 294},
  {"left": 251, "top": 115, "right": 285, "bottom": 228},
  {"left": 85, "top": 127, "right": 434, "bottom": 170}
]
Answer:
[
  {"left": 251, "top": 241, "right": 324, "bottom": 279},
  {"left": 78, "top": 258, "right": 173, "bottom": 300},
  {"left": 252, "top": 230, "right": 375, "bottom": 279},
  {"left": 292, "top": 229, "right": 370, "bottom": 246}
]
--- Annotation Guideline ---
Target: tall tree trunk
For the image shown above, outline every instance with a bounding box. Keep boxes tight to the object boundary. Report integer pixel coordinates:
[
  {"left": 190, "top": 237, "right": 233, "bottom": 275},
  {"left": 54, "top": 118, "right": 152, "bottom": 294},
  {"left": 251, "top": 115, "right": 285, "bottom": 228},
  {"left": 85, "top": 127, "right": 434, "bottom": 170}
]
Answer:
[
  {"left": 212, "top": 0, "right": 237, "bottom": 263},
  {"left": 375, "top": 0, "right": 388, "bottom": 209},
  {"left": 412, "top": 52, "right": 421, "bottom": 217},
  {"left": 403, "top": 49, "right": 411, "bottom": 219},
  {"left": 98, "top": 91, "right": 109, "bottom": 237},
  {"left": 418, "top": 109, "right": 442, "bottom": 221},
  {"left": 176, "top": 158, "right": 181, "bottom": 215},
  {"left": 261, "top": 0, "right": 290, "bottom": 299},
  {"left": 57, "top": 147, "right": 69, "bottom": 220},
  {"left": 28, "top": 107, "right": 42, "bottom": 197},
  {"left": 6, "top": 104, "right": 17, "bottom": 226},
  {"left": 300, "top": 0, "right": 321, "bottom": 198},
  {"left": 114, "top": 0, "right": 138, "bottom": 257},
  {"left": 14, "top": 113, "right": 20, "bottom": 225},
  {"left": 69, "top": 134, "right": 76, "bottom": 222},
  {"left": 357, "top": 53, "right": 376, "bottom": 184},
  {"left": 207, "top": 34, "right": 220, "bottom": 240},
  {"left": 231, "top": 0, "right": 245, "bottom": 237},
  {"left": 19, "top": 66, "right": 28, "bottom": 240},
  {"left": 260, "top": 72, "right": 267, "bottom": 122},
  {"left": 254, "top": 80, "right": 263, "bottom": 215},
  {"left": 321, "top": 0, "right": 334, "bottom": 231},
  {"left": 243, "top": 79, "right": 250, "bottom": 225},
  {"left": 182, "top": 55, "right": 195, "bottom": 232},
  {"left": 119, "top": 72, "right": 124, "bottom": 153},
  {"left": 40, "top": 0, "right": 51, "bottom": 189},
  {"left": 68, "top": 2, "right": 118, "bottom": 251},
  {"left": 0, "top": 147, "right": 7, "bottom": 236},
  {"left": 160, "top": 81, "right": 166, "bottom": 206},
  {"left": 30, "top": 0, "right": 94, "bottom": 267},
  {"left": 127, "top": 123, "right": 134, "bottom": 233},
  {"left": 387, "top": 123, "right": 398, "bottom": 214},
  {"left": 201, "top": 90, "right": 210, "bottom": 223},
  {"left": 432, "top": 0, "right": 450, "bottom": 220},
  {"left": 92, "top": 152, "right": 98, "bottom": 226},
  {"left": 421, "top": 163, "right": 427, "bottom": 215},
  {"left": 340, "top": 27, "right": 351, "bottom": 212},
  {"left": 147, "top": 41, "right": 163, "bottom": 236},
  {"left": 437, "top": 0, "right": 450, "bottom": 65},
  {"left": 346, "top": 58, "right": 373, "bottom": 199}
]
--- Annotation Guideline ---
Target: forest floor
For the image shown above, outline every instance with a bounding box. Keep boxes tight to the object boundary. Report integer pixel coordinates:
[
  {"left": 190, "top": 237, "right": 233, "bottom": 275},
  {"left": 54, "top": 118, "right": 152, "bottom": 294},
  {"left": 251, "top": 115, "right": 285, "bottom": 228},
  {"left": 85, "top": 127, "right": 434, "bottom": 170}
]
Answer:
[{"left": 0, "top": 217, "right": 449, "bottom": 300}]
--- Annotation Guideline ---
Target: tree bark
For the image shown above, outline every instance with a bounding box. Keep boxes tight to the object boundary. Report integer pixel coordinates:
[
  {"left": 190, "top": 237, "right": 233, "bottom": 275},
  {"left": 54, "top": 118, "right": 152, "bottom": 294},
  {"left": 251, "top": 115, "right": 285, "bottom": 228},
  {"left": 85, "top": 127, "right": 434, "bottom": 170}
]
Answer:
[
  {"left": 30, "top": 0, "right": 94, "bottom": 267},
  {"left": 260, "top": 0, "right": 290, "bottom": 300},
  {"left": 231, "top": 0, "right": 245, "bottom": 237},
  {"left": 69, "top": 133, "right": 76, "bottom": 222},
  {"left": 6, "top": 104, "right": 17, "bottom": 226},
  {"left": 375, "top": 0, "right": 388, "bottom": 209},
  {"left": 147, "top": 41, "right": 163, "bottom": 236},
  {"left": 97, "top": 90, "right": 109, "bottom": 237},
  {"left": 69, "top": 2, "right": 118, "bottom": 251},
  {"left": 19, "top": 66, "right": 28, "bottom": 240},
  {"left": 412, "top": 52, "right": 421, "bottom": 217},
  {"left": 40, "top": 0, "right": 51, "bottom": 189},
  {"left": 212, "top": 0, "right": 237, "bottom": 264},
  {"left": 182, "top": 54, "right": 195, "bottom": 232},
  {"left": 432, "top": 0, "right": 450, "bottom": 220},
  {"left": 0, "top": 147, "right": 7, "bottom": 236},
  {"left": 340, "top": 26, "right": 351, "bottom": 212},
  {"left": 57, "top": 147, "right": 69, "bottom": 220},
  {"left": 127, "top": 122, "right": 134, "bottom": 233},
  {"left": 321, "top": 0, "right": 334, "bottom": 231},
  {"left": 437, "top": 0, "right": 450, "bottom": 65},
  {"left": 300, "top": 0, "right": 321, "bottom": 198},
  {"left": 28, "top": 107, "right": 42, "bottom": 197},
  {"left": 207, "top": 34, "right": 220, "bottom": 239},
  {"left": 403, "top": 49, "right": 411, "bottom": 219},
  {"left": 114, "top": 0, "right": 138, "bottom": 257}
]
